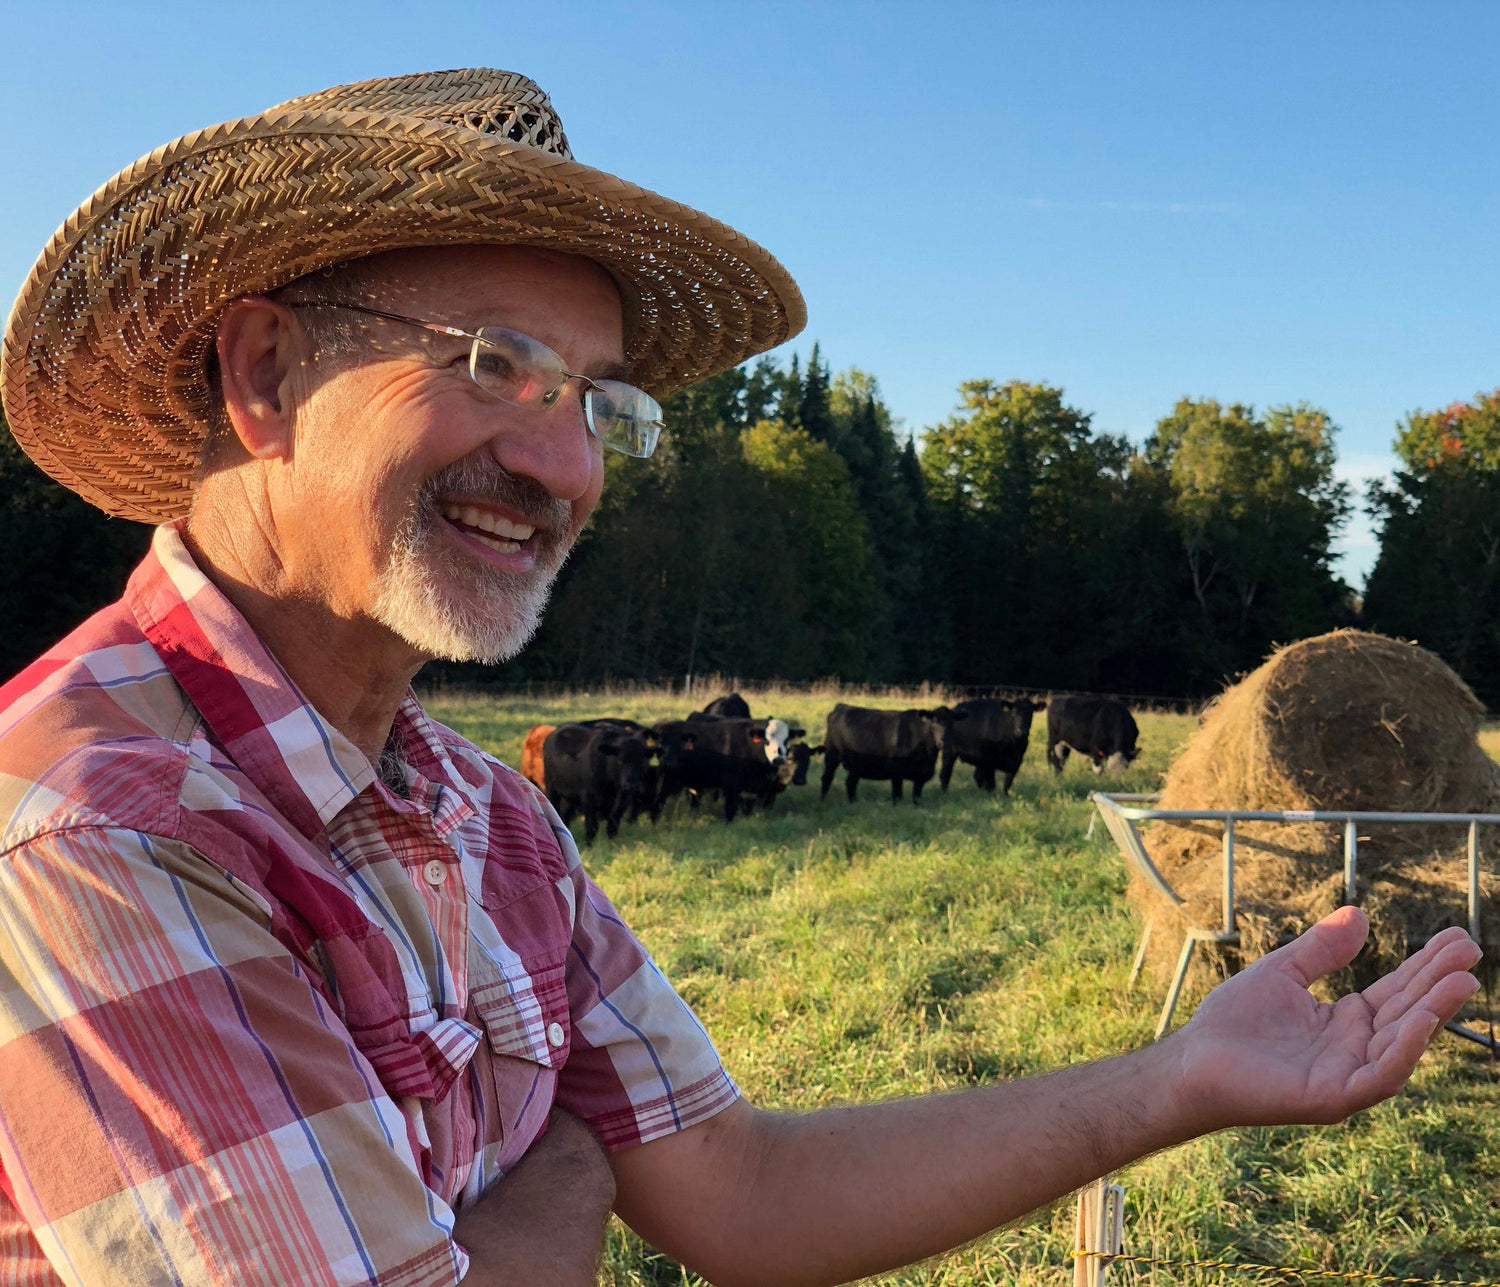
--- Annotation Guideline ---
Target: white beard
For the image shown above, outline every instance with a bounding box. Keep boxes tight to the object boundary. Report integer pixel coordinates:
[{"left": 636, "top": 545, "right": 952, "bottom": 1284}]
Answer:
[{"left": 368, "top": 460, "right": 574, "bottom": 664}]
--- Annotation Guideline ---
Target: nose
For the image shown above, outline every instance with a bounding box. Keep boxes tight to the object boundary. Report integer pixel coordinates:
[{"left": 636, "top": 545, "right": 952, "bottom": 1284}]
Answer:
[{"left": 485, "top": 395, "right": 600, "bottom": 503}]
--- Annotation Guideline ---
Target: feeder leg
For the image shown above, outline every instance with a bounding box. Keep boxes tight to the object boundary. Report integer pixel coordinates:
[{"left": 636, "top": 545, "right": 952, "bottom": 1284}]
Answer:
[
  {"left": 1128, "top": 919, "right": 1153, "bottom": 991},
  {"left": 1155, "top": 936, "right": 1195, "bottom": 1040}
]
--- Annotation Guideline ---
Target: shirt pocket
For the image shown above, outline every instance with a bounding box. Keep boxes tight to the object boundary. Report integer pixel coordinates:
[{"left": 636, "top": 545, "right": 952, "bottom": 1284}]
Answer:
[
  {"left": 467, "top": 944, "right": 570, "bottom": 1156},
  {"left": 469, "top": 951, "right": 570, "bottom": 1066}
]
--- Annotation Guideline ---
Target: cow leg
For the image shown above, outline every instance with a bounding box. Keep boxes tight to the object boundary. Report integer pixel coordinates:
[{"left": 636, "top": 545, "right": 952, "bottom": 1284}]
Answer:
[
  {"left": 1002, "top": 768, "right": 1018, "bottom": 794},
  {"left": 976, "top": 765, "right": 996, "bottom": 792},
  {"left": 1092, "top": 755, "right": 1105, "bottom": 775},
  {"left": 845, "top": 772, "right": 860, "bottom": 802},
  {"left": 724, "top": 786, "right": 740, "bottom": 822},
  {"left": 939, "top": 745, "right": 955, "bottom": 791},
  {"left": 911, "top": 776, "right": 926, "bottom": 805},
  {"left": 820, "top": 750, "right": 840, "bottom": 799},
  {"left": 890, "top": 778, "right": 903, "bottom": 804},
  {"left": 1047, "top": 742, "right": 1068, "bottom": 773},
  {"left": 584, "top": 807, "right": 600, "bottom": 844}
]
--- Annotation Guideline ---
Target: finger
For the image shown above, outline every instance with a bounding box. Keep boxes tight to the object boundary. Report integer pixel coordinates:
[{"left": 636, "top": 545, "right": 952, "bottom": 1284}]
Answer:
[
  {"left": 1367, "top": 937, "right": 1482, "bottom": 1062},
  {"left": 1365, "top": 933, "right": 1483, "bottom": 1039},
  {"left": 1368, "top": 960, "right": 1482, "bottom": 1056},
  {"left": 1264, "top": 906, "right": 1369, "bottom": 988},
  {"left": 1362, "top": 972, "right": 1476, "bottom": 1086},
  {"left": 1363, "top": 925, "right": 1480, "bottom": 1013}
]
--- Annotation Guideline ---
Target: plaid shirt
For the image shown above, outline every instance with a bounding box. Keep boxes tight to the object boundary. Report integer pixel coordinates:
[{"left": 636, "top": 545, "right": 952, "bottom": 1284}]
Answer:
[{"left": 0, "top": 524, "right": 736, "bottom": 1287}]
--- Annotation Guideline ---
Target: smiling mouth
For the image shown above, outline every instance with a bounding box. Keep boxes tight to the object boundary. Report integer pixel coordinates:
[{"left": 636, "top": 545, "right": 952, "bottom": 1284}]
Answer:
[{"left": 439, "top": 503, "right": 538, "bottom": 554}]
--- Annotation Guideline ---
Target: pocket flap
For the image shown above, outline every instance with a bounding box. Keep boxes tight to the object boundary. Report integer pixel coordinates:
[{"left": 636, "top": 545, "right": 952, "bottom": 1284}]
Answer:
[{"left": 468, "top": 949, "right": 569, "bottom": 1068}]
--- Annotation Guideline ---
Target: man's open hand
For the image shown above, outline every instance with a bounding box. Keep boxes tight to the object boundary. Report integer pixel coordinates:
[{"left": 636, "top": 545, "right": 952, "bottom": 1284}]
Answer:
[{"left": 1169, "top": 906, "right": 1482, "bottom": 1131}]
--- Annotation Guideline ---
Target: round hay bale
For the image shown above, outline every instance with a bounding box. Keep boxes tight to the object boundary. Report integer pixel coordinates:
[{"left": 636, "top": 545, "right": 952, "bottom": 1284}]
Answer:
[{"left": 1132, "top": 629, "right": 1500, "bottom": 994}]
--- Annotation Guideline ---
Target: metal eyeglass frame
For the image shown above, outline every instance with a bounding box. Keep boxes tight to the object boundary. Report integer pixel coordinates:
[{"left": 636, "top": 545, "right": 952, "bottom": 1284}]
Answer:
[{"left": 284, "top": 300, "right": 663, "bottom": 458}]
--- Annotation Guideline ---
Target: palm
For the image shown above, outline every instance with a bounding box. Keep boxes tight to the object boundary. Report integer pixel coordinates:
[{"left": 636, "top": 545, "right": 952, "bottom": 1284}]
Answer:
[{"left": 1172, "top": 908, "right": 1481, "bottom": 1129}]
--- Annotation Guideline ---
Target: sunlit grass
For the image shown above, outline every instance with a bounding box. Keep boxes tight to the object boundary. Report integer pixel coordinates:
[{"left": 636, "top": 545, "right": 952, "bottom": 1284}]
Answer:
[{"left": 426, "top": 688, "right": 1500, "bottom": 1285}]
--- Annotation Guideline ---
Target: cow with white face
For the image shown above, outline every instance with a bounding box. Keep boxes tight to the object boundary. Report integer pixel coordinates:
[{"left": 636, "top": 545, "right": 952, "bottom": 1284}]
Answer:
[{"left": 763, "top": 718, "right": 801, "bottom": 766}]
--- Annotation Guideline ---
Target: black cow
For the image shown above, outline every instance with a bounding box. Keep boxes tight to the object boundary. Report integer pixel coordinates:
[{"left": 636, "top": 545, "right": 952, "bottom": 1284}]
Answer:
[
  {"left": 939, "top": 697, "right": 1045, "bottom": 795},
  {"left": 820, "top": 704, "right": 961, "bottom": 804},
  {"left": 543, "top": 723, "right": 654, "bottom": 842},
  {"left": 574, "top": 718, "right": 660, "bottom": 821},
  {"left": 653, "top": 716, "right": 785, "bottom": 822},
  {"left": 1045, "top": 695, "right": 1140, "bottom": 774},
  {"left": 692, "top": 692, "right": 752, "bottom": 719}
]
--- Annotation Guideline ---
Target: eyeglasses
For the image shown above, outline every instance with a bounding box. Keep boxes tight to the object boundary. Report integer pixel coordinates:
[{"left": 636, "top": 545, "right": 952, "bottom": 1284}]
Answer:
[{"left": 285, "top": 301, "right": 664, "bottom": 458}]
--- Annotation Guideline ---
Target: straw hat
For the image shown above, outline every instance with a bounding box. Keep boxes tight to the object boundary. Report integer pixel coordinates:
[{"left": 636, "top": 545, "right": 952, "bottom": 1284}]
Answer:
[{"left": 0, "top": 69, "right": 806, "bottom": 522}]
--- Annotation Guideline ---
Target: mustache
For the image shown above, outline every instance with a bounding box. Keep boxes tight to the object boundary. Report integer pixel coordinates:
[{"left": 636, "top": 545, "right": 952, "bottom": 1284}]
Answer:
[{"left": 417, "top": 455, "right": 572, "bottom": 532}]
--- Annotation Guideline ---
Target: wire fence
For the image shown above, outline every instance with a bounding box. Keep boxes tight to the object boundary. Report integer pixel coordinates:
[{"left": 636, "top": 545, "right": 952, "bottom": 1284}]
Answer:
[{"left": 416, "top": 670, "right": 1211, "bottom": 714}]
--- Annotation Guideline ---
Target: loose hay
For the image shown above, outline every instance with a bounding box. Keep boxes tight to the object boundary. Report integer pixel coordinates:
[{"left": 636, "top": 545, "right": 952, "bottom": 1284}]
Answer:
[{"left": 1132, "top": 630, "right": 1500, "bottom": 994}]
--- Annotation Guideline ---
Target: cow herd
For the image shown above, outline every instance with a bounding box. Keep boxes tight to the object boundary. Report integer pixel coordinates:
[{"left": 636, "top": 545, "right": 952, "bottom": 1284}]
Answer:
[{"left": 520, "top": 691, "right": 1141, "bottom": 842}]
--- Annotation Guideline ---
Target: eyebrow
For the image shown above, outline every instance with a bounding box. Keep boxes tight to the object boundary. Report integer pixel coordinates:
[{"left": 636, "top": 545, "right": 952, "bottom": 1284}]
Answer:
[{"left": 588, "top": 359, "right": 632, "bottom": 382}]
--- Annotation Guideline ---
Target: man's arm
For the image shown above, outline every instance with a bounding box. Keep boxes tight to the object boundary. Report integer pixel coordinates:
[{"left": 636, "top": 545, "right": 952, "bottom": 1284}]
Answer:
[
  {"left": 454, "top": 1109, "right": 615, "bottom": 1287},
  {"left": 610, "top": 909, "right": 1482, "bottom": 1287}
]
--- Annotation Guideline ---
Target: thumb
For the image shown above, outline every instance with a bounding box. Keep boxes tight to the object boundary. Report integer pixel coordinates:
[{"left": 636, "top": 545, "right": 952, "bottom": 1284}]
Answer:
[{"left": 1262, "top": 906, "right": 1370, "bottom": 988}]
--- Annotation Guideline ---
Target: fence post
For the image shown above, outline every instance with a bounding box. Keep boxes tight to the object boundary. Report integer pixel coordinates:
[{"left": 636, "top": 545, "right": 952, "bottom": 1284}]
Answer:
[
  {"left": 1344, "top": 818, "right": 1359, "bottom": 905},
  {"left": 1073, "top": 1176, "right": 1125, "bottom": 1287}
]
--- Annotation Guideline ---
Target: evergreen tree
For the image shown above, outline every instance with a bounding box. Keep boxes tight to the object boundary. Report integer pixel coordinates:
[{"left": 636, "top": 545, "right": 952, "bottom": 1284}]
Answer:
[
  {"left": 0, "top": 411, "right": 152, "bottom": 681},
  {"left": 795, "top": 343, "right": 834, "bottom": 444}
]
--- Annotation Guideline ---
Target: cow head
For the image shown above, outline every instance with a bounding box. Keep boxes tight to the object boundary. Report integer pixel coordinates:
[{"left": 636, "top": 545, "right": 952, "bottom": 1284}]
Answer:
[
  {"left": 788, "top": 742, "right": 824, "bottom": 786},
  {"left": 919, "top": 705, "right": 967, "bottom": 750},
  {"left": 1011, "top": 697, "right": 1044, "bottom": 733},
  {"left": 762, "top": 718, "right": 795, "bottom": 764}
]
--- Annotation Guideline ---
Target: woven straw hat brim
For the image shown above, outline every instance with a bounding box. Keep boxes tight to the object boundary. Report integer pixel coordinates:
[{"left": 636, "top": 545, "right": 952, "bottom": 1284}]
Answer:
[{"left": 2, "top": 107, "right": 806, "bottom": 522}]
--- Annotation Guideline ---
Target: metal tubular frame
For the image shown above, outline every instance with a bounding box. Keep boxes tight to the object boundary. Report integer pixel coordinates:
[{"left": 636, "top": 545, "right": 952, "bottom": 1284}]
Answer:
[{"left": 1092, "top": 792, "right": 1500, "bottom": 1041}]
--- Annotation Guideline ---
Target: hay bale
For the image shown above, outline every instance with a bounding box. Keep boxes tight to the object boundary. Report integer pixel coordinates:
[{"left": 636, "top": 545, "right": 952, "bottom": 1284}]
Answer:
[{"left": 1132, "top": 630, "right": 1500, "bottom": 993}]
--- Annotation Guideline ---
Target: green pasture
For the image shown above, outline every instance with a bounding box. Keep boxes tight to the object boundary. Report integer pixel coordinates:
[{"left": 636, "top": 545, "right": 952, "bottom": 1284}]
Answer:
[{"left": 425, "top": 687, "right": 1500, "bottom": 1286}]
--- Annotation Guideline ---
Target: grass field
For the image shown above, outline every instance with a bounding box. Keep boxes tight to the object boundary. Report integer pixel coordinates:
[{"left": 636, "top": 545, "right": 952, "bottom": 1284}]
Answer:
[{"left": 426, "top": 686, "right": 1500, "bottom": 1286}]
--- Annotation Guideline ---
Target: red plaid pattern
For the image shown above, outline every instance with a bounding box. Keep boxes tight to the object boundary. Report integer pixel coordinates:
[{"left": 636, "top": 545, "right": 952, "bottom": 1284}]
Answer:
[{"left": 0, "top": 525, "right": 736, "bottom": 1286}]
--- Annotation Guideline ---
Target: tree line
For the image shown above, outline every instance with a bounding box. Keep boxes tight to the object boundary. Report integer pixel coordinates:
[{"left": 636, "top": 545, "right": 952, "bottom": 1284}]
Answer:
[{"left": 1, "top": 358, "right": 1495, "bottom": 705}]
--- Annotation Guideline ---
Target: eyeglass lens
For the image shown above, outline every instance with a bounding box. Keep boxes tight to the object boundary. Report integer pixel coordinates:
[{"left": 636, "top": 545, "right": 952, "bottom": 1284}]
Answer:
[{"left": 472, "top": 327, "right": 663, "bottom": 458}]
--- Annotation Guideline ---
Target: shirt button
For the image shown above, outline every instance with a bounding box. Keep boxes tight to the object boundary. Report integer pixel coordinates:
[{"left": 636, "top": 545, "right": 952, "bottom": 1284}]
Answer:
[
  {"left": 547, "top": 1021, "right": 565, "bottom": 1048},
  {"left": 422, "top": 860, "right": 446, "bottom": 887}
]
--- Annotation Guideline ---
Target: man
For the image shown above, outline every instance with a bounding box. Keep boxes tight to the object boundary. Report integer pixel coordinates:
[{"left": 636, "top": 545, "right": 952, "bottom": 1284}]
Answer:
[{"left": 0, "top": 68, "right": 1482, "bottom": 1287}]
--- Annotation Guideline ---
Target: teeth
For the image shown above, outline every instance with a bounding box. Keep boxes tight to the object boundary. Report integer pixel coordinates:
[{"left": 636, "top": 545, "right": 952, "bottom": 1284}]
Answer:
[
  {"left": 465, "top": 529, "right": 522, "bottom": 554},
  {"left": 440, "top": 504, "right": 535, "bottom": 541}
]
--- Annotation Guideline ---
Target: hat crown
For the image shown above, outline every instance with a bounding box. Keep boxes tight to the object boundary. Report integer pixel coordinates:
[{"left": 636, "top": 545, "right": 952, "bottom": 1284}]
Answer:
[{"left": 271, "top": 68, "right": 573, "bottom": 159}]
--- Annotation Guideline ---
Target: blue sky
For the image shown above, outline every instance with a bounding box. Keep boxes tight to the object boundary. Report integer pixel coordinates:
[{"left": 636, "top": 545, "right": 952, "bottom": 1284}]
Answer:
[{"left": 4, "top": 1, "right": 1497, "bottom": 583}]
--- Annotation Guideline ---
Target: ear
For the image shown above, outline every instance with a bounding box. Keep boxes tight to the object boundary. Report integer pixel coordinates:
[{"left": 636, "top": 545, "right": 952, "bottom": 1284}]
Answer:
[
  {"left": 214, "top": 296, "right": 312, "bottom": 462},
  {"left": 809, "top": 744, "right": 825, "bottom": 755},
  {"left": 788, "top": 726, "right": 806, "bottom": 739}
]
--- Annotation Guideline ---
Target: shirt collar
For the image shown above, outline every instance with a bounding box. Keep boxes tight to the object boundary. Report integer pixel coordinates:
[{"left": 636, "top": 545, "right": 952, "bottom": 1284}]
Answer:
[{"left": 128, "top": 523, "right": 376, "bottom": 834}]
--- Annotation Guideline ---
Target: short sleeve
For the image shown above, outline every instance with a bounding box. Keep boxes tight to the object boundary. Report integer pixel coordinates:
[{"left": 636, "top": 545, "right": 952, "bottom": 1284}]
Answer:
[
  {"left": 551, "top": 854, "right": 739, "bottom": 1150},
  {"left": 0, "top": 827, "right": 467, "bottom": 1287}
]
